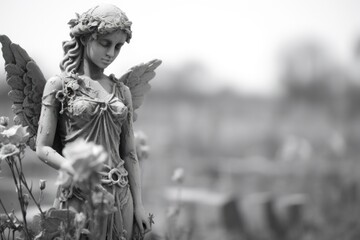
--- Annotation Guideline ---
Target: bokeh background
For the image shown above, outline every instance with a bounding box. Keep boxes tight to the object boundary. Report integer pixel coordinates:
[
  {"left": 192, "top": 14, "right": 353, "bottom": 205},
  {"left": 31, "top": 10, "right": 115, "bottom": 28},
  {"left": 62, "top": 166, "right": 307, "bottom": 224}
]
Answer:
[{"left": 2, "top": 0, "right": 360, "bottom": 239}]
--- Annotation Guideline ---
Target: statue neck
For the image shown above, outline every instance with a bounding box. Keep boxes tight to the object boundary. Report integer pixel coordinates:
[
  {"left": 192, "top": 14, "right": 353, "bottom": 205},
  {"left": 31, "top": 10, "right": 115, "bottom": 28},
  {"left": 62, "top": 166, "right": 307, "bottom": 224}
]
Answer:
[{"left": 79, "top": 55, "right": 104, "bottom": 80}]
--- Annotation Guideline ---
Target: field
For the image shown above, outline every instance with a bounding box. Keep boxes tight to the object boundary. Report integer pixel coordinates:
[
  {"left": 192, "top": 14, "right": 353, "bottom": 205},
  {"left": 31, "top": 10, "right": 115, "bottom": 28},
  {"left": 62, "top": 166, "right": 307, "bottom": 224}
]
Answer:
[{"left": 1, "top": 82, "right": 360, "bottom": 240}]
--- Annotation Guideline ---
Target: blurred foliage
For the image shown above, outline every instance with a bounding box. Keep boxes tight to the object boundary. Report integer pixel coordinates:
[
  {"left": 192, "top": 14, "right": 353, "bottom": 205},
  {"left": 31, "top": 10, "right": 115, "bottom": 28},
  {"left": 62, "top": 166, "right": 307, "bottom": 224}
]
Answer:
[{"left": 280, "top": 40, "right": 360, "bottom": 120}]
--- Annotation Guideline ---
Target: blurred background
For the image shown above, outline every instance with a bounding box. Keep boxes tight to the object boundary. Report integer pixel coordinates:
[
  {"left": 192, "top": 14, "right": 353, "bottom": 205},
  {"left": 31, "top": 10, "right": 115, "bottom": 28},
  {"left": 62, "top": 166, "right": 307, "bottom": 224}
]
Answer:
[{"left": 2, "top": 0, "right": 360, "bottom": 239}]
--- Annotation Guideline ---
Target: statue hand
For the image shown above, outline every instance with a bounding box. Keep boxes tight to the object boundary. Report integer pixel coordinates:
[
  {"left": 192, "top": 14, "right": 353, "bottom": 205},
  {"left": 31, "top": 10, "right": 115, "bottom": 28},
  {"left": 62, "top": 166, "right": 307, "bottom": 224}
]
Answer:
[{"left": 134, "top": 205, "right": 151, "bottom": 237}]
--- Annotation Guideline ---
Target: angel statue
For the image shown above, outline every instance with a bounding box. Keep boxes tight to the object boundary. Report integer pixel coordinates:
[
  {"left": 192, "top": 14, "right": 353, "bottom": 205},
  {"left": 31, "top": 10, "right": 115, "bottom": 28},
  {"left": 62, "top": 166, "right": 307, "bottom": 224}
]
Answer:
[{"left": 0, "top": 3, "right": 161, "bottom": 240}]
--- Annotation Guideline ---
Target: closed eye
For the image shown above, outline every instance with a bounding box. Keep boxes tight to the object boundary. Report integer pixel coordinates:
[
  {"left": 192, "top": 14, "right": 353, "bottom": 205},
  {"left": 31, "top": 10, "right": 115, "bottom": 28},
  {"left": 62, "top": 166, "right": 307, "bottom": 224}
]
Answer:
[
  {"left": 115, "top": 43, "right": 124, "bottom": 50},
  {"left": 98, "top": 39, "right": 111, "bottom": 47}
]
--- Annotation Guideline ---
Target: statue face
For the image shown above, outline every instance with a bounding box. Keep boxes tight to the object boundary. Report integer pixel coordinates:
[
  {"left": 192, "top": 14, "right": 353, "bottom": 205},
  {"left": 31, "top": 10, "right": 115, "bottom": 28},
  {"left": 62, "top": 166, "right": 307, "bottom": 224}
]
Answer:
[{"left": 85, "top": 30, "right": 127, "bottom": 69}]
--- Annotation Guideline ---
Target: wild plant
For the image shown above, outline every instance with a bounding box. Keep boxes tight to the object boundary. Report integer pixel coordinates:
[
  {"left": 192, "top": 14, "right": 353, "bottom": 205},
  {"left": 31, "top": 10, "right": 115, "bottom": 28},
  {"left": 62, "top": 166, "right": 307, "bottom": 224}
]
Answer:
[{"left": 0, "top": 117, "right": 117, "bottom": 240}]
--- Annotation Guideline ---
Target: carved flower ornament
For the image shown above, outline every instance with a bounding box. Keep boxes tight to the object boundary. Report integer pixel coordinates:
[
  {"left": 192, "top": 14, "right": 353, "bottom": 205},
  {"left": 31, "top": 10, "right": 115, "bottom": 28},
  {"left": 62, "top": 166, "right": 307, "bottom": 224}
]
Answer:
[
  {"left": 67, "top": 79, "right": 80, "bottom": 92},
  {"left": 55, "top": 90, "right": 66, "bottom": 103},
  {"left": 55, "top": 74, "right": 86, "bottom": 114},
  {"left": 68, "top": 11, "right": 132, "bottom": 37}
]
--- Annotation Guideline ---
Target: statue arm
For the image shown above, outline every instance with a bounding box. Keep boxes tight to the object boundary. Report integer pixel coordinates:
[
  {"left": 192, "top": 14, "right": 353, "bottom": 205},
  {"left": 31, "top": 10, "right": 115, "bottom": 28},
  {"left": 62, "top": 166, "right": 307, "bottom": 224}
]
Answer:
[
  {"left": 120, "top": 86, "right": 143, "bottom": 206},
  {"left": 120, "top": 86, "right": 150, "bottom": 234},
  {"left": 36, "top": 76, "right": 67, "bottom": 170}
]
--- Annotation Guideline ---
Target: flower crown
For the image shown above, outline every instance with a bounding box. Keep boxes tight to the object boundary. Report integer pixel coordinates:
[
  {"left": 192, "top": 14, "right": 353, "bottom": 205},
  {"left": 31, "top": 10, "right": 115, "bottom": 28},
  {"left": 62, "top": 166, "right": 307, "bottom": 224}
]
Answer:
[{"left": 68, "top": 8, "right": 132, "bottom": 42}]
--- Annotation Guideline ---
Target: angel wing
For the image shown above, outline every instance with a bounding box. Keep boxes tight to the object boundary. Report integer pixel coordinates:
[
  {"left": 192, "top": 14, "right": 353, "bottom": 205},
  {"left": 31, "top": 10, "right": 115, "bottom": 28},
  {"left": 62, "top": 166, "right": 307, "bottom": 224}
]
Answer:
[
  {"left": 0, "top": 35, "right": 46, "bottom": 150},
  {"left": 119, "top": 59, "right": 162, "bottom": 121}
]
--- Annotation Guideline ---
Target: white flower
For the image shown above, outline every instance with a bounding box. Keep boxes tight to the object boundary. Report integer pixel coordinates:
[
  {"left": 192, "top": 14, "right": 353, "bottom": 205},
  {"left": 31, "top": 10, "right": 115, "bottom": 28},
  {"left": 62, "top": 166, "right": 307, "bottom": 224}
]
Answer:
[
  {"left": 74, "top": 212, "right": 86, "bottom": 226},
  {"left": 0, "top": 125, "right": 30, "bottom": 144},
  {"left": 0, "top": 116, "right": 9, "bottom": 127},
  {"left": 55, "top": 169, "right": 72, "bottom": 187},
  {"left": 0, "top": 143, "right": 20, "bottom": 161},
  {"left": 91, "top": 186, "right": 116, "bottom": 215},
  {"left": 171, "top": 168, "right": 185, "bottom": 184},
  {"left": 134, "top": 131, "right": 150, "bottom": 161},
  {"left": 60, "top": 139, "right": 108, "bottom": 184}
]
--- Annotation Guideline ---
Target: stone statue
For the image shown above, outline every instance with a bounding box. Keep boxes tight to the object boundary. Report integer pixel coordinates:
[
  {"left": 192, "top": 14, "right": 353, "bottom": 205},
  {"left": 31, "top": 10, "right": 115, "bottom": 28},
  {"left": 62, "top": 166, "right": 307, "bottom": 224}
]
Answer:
[{"left": 0, "top": 4, "right": 161, "bottom": 240}]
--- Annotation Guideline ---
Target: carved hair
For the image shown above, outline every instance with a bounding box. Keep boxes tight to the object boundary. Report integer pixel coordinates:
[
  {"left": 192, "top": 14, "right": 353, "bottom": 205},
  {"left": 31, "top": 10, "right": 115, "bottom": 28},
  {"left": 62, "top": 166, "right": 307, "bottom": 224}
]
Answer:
[{"left": 60, "top": 4, "right": 132, "bottom": 74}]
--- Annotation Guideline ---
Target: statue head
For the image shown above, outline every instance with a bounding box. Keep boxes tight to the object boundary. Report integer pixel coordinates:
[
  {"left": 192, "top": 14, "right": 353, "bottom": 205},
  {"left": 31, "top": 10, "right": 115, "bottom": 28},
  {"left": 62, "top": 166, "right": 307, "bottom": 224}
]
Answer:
[
  {"left": 60, "top": 4, "right": 132, "bottom": 73},
  {"left": 68, "top": 4, "right": 132, "bottom": 43}
]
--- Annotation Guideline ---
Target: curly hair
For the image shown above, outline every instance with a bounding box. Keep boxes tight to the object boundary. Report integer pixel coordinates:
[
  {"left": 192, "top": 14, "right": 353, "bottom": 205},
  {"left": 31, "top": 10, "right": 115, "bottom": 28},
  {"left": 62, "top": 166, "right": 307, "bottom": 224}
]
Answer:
[{"left": 60, "top": 4, "right": 132, "bottom": 74}]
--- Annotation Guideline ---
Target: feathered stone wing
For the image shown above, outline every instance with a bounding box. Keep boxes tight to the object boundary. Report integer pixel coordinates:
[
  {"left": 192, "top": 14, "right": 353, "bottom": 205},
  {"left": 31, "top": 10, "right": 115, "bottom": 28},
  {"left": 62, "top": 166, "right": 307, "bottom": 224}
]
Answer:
[
  {"left": 118, "top": 59, "right": 162, "bottom": 121},
  {"left": 0, "top": 35, "right": 46, "bottom": 150}
]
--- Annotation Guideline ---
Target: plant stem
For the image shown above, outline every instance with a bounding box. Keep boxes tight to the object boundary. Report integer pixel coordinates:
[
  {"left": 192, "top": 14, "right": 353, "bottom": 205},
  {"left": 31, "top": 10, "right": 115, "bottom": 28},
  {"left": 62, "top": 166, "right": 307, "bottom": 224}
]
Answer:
[
  {"left": 87, "top": 181, "right": 96, "bottom": 240},
  {"left": 6, "top": 158, "right": 31, "bottom": 239},
  {"left": 14, "top": 157, "right": 44, "bottom": 215},
  {"left": 66, "top": 203, "right": 71, "bottom": 238},
  {"left": 38, "top": 190, "right": 43, "bottom": 206},
  {"left": 0, "top": 199, "right": 14, "bottom": 230}
]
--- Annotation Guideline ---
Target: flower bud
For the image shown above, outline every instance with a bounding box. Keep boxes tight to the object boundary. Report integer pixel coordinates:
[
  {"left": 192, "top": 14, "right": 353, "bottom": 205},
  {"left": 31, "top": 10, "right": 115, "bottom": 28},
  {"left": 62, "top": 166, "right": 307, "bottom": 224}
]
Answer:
[
  {"left": 39, "top": 179, "right": 46, "bottom": 190},
  {"left": 22, "top": 193, "right": 30, "bottom": 209}
]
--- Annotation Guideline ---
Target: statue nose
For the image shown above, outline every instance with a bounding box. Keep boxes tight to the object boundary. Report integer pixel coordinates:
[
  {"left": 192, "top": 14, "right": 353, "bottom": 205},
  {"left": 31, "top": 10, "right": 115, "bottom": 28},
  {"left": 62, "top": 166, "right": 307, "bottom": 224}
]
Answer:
[{"left": 106, "top": 47, "right": 116, "bottom": 58}]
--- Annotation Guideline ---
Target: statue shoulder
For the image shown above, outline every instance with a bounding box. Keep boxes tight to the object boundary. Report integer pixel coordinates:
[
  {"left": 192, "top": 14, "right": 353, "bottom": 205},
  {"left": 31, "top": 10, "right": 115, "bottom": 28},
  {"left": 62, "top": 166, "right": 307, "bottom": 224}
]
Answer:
[
  {"left": 110, "top": 73, "right": 131, "bottom": 100},
  {"left": 41, "top": 74, "right": 67, "bottom": 105},
  {"left": 44, "top": 75, "right": 64, "bottom": 93}
]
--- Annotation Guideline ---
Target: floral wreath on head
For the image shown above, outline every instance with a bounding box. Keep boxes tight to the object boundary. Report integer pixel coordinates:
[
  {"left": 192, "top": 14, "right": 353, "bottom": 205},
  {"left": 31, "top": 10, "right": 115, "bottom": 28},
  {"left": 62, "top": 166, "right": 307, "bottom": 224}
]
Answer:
[{"left": 68, "top": 6, "right": 132, "bottom": 43}]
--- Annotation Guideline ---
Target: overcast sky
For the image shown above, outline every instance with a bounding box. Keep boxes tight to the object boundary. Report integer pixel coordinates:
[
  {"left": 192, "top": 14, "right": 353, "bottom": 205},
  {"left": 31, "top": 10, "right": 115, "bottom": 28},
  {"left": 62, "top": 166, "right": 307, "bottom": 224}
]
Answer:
[{"left": 1, "top": 0, "right": 360, "bottom": 95}]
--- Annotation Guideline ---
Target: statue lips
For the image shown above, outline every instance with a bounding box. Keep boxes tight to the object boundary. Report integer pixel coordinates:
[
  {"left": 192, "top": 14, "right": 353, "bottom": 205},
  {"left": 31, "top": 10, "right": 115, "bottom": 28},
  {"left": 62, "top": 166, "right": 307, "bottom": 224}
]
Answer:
[{"left": 102, "top": 58, "right": 113, "bottom": 65}]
